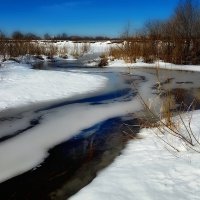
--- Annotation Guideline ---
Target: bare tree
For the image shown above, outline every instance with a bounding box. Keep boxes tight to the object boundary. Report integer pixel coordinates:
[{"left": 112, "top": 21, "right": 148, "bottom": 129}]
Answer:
[
  {"left": 0, "top": 31, "right": 7, "bottom": 60},
  {"left": 144, "top": 20, "right": 165, "bottom": 40},
  {"left": 171, "top": 0, "right": 199, "bottom": 39},
  {"left": 12, "top": 31, "right": 24, "bottom": 40},
  {"left": 170, "top": 0, "right": 200, "bottom": 63}
]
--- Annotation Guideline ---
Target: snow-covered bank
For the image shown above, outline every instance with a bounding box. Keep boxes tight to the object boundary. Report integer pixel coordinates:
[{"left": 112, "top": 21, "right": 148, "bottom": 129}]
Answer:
[
  {"left": 108, "top": 59, "right": 200, "bottom": 72},
  {"left": 0, "top": 62, "right": 107, "bottom": 112},
  {"left": 70, "top": 110, "right": 200, "bottom": 200}
]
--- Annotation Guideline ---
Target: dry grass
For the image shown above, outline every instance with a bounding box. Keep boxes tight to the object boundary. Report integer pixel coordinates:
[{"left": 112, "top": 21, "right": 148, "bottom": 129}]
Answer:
[
  {"left": 109, "top": 39, "right": 157, "bottom": 64},
  {"left": 122, "top": 60, "right": 200, "bottom": 152},
  {"left": 0, "top": 40, "right": 62, "bottom": 59},
  {"left": 138, "top": 68, "right": 200, "bottom": 152}
]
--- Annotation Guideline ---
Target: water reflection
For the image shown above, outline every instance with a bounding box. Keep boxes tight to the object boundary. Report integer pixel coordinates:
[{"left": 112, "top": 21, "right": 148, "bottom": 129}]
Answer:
[
  {"left": 135, "top": 67, "right": 200, "bottom": 116},
  {"left": 0, "top": 116, "right": 139, "bottom": 200}
]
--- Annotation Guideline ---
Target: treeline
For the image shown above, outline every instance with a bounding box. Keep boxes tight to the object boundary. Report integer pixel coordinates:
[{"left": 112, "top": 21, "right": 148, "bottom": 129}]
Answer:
[
  {"left": 0, "top": 31, "right": 115, "bottom": 41},
  {"left": 111, "top": 0, "right": 200, "bottom": 65}
]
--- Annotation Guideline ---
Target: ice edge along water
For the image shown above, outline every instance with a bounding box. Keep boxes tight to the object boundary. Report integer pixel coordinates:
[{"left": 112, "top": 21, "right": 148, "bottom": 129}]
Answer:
[{"left": 0, "top": 61, "right": 142, "bottom": 183}]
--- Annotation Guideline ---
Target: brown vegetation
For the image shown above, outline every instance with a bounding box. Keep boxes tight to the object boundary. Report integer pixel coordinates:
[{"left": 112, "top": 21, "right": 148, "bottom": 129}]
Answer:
[
  {"left": 98, "top": 54, "right": 108, "bottom": 67},
  {"left": 110, "top": 0, "right": 200, "bottom": 65},
  {"left": 0, "top": 40, "right": 60, "bottom": 59}
]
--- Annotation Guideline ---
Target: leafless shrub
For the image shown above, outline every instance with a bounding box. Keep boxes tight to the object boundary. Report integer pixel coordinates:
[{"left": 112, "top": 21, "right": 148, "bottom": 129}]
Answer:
[
  {"left": 45, "top": 44, "right": 58, "bottom": 59},
  {"left": 109, "top": 38, "right": 157, "bottom": 63},
  {"left": 113, "top": 0, "right": 200, "bottom": 65},
  {"left": 0, "top": 31, "right": 7, "bottom": 60},
  {"left": 98, "top": 54, "right": 108, "bottom": 67}
]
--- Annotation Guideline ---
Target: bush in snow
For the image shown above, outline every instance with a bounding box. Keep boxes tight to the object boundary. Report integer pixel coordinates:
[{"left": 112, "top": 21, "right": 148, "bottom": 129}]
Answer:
[{"left": 98, "top": 54, "right": 108, "bottom": 67}]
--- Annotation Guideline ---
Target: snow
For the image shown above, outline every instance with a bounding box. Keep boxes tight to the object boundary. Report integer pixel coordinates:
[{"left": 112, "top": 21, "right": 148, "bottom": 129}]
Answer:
[
  {"left": 54, "top": 40, "right": 112, "bottom": 54},
  {"left": 108, "top": 59, "right": 131, "bottom": 67},
  {"left": 0, "top": 62, "right": 107, "bottom": 112},
  {"left": 70, "top": 110, "right": 200, "bottom": 200},
  {"left": 108, "top": 59, "right": 200, "bottom": 72},
  {"left": 133, "top": 60, "right": 200, "bottom": 72}
]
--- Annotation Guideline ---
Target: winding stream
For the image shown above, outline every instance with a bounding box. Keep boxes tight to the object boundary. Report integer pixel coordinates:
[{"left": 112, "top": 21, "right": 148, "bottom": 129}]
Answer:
[{"left": 0, "top": 62, "right": 200, "bottom": 200}]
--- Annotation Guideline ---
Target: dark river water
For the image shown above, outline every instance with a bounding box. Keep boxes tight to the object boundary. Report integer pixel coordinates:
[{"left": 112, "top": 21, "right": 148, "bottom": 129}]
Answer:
[{"left": 0, "top": 61, "right": 200, "bottom": 200}]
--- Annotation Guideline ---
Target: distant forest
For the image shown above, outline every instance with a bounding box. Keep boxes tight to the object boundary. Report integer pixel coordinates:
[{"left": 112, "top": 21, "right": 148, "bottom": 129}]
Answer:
[{"left": 0, "top": 31, "right": 117, "bottom": 41}]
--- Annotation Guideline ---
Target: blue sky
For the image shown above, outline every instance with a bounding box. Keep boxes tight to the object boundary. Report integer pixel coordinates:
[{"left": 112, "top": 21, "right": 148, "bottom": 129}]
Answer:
[{"left": 0, "top": 0, "right": 180, "bottom": 37}]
